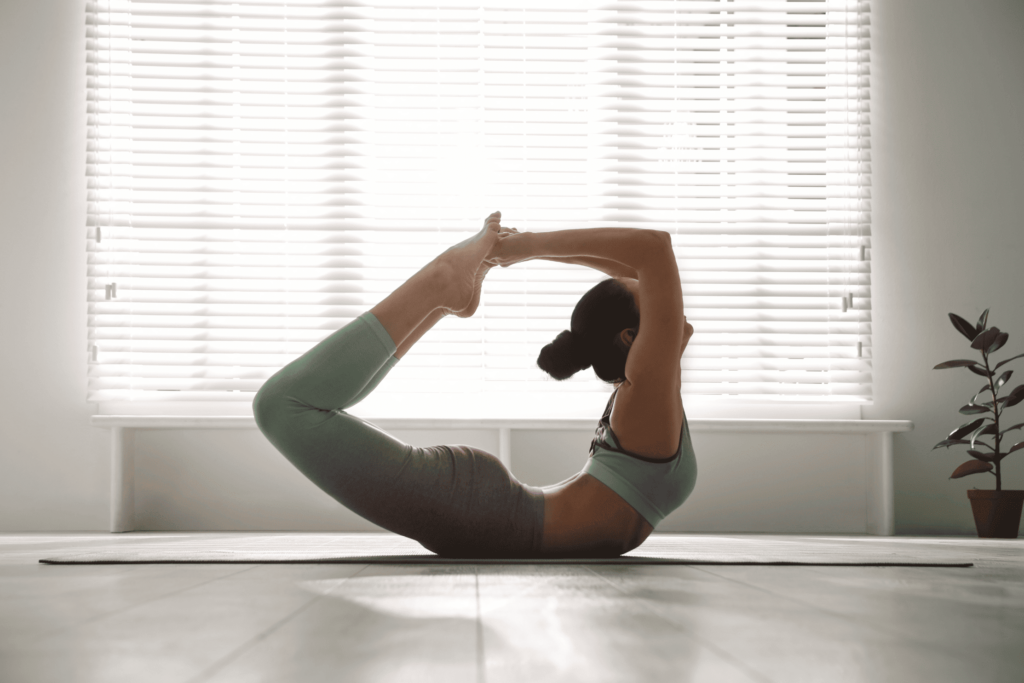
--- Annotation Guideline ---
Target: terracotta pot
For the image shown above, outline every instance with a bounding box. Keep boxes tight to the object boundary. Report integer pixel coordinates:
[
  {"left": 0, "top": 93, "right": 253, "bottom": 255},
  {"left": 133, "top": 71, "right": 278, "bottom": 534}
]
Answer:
[{"left": 967, "top": 489, "right": 1024, "bottom": 538}]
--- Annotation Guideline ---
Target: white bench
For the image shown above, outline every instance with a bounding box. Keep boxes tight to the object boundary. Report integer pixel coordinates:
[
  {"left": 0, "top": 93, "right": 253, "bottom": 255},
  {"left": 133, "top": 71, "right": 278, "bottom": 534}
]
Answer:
[{"left": 91, "top": 416, "right": 912, "bottom": 535}]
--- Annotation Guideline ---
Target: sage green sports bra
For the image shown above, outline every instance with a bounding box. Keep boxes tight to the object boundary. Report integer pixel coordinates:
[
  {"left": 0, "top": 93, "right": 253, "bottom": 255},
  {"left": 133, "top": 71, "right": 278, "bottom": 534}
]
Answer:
[{"left": 582, "top": 387, "right": 698, "bottom": 528}]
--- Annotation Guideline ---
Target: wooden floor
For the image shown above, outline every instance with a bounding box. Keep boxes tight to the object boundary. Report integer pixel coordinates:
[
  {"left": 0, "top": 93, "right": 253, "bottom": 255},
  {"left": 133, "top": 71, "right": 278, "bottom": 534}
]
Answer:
[{"left": 0, "top": 534, "right": 1021, "bottom": 683}]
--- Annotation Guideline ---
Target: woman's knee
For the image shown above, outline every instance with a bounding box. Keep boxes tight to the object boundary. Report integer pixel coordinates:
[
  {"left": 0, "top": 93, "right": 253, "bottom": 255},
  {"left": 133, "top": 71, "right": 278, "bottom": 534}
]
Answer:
[
  {"left": 252, "top": 379, "right": 272, "bottom": 426},
  {"left": 252, "top": 373, "right": 290, "bottom": 439}
]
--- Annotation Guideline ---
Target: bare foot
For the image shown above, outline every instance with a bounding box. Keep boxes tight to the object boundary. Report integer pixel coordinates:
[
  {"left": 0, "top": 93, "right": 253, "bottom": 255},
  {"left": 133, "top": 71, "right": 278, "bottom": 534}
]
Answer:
[
  {"left": 458, "top": 261, "right": 491, "bottom": 318},
  {"left": 436, "top": 211, "right": 502, "bottom": 318},
  {"left": 460, "top": 226, "right": 522, "bottom": 316}
]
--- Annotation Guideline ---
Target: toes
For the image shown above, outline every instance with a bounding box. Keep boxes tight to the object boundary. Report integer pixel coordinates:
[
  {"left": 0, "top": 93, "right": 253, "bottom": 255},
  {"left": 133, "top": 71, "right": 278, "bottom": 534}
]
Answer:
[{"left": 484, "top": 211, "right": 502, "bottom": 232}]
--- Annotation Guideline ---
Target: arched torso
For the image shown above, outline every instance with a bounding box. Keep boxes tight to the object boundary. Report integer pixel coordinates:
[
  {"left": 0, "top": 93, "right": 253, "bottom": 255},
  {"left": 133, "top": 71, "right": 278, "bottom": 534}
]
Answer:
[{"left": 540, "top": 329, "right": 690, "bottom": 557}]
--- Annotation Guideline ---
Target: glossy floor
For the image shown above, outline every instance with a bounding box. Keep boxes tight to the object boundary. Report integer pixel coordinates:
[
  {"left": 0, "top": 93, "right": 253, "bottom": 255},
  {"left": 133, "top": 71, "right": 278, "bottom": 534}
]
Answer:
[{"left": 1, "top": 533, "right": 1021, "bottom": 683}]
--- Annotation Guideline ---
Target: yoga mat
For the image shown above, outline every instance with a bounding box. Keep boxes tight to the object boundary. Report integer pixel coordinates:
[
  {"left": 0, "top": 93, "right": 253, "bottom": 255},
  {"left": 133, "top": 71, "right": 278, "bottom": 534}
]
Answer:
[{"left": 40, "top": 534, "right": 974, "bottom": 567}]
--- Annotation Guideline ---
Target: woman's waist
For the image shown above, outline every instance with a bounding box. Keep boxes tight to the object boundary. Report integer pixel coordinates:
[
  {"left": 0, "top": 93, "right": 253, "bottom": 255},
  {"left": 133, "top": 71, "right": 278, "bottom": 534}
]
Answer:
[{"left": 540, "top": 473, "right": 652, "bottom": 555}]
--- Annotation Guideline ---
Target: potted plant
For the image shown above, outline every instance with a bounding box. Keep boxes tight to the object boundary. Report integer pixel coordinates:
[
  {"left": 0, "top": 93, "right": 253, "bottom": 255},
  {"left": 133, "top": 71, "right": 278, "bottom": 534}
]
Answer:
[{"left": 933, "top": 309, "right": 1024, "bottom": 538}]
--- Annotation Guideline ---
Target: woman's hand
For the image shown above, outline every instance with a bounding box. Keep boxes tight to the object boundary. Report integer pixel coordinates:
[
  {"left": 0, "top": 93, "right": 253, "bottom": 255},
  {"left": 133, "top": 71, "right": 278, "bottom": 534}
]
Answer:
[{"left": 485, "top": 227, "right": 534, "bottom": 268}]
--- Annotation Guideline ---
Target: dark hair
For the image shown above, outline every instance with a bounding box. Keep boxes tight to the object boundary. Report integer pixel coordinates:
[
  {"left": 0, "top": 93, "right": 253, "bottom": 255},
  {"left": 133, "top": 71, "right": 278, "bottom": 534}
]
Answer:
[{"left": 537, "top": 278, "right": 639, "bottom": 383}]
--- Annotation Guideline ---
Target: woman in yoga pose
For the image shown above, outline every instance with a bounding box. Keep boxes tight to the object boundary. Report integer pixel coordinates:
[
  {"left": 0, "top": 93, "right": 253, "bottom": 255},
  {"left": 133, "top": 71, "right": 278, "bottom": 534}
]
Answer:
[{"left": 252, "top": 211, "right": 696, "bottom": 558}]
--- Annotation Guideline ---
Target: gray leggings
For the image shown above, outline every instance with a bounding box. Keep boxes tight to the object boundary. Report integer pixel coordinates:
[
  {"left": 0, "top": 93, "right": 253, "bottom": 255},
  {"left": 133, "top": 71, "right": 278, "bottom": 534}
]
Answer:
[{"left": 252, "top": 312, "right": 546, "bottom": 558}]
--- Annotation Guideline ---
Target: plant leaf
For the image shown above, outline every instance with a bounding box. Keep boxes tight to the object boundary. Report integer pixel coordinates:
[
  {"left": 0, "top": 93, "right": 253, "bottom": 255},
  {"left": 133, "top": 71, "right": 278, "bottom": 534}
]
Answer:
[
  {"left": 950, "top": 313, "right": 980, "bottom": 341},
  {"left": 1000, "top": 422, "right": 1024, "bottom": 437},
  {"left": 968, "top": 396, "right": 994, "bottom": 409},
  {"left": 971, "top": 328, "right": 1000, "bottom": 351},
  {"left": 1004, "top": 384, "right": 1024, "bottom": 408},
  {"left": 994, "top": 353, "right": 1024, "bottom": 371},
  {"left": 976, "top": 308, "right": 990, "bottom": 332},
  {"left": 988, "top": 332, "right": 1009, "bottom": 354},
  {"left": 995, "top": 370, "right": 1013, "bottom": 391},
  {"left": 967, "top": 364, "right": 990, "bottom": 377},
  {"left": 967, "top": 450, "right": 995, "bottom": 462},
  {"left": 971, "top": 385, "right": 994, "bottom": 404},
  {"left": 970, "top": 429, "right": 992, "bottom": 449},
  {"left": 933, "top": 438, "right": 973, "bottom": 450},
  {"left": 933, "top": 359, "right": 983, "bottom": 370},
  {"left": 950, "top": 460, "right": 993, "bottom": 478},
  {"left": 969, "top": 420, "right": 992, "bottom": 448},
  {"left": 976, "top": 424, "right": 999, "bottom": 436},
  {"left": 959, "top": 403, "right": 990, "bottom": 415},
  {"left": 1009, "top": 441, "right": 1024, "bottom": 455},
  {"left": 949, "top": 418, "right": 986, "bottom": 440},
  {"left": 972, "top": 424, "right": 997, "bottom": 449}
]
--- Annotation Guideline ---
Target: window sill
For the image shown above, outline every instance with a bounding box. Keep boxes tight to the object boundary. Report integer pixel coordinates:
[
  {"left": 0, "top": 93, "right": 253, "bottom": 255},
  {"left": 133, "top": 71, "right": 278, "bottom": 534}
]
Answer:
[
  {"left": 92, "top": 416, "right": 910, "bottom": 537},
  {"left": 91, "top": 415, "right": 911, "bottom": 434}
]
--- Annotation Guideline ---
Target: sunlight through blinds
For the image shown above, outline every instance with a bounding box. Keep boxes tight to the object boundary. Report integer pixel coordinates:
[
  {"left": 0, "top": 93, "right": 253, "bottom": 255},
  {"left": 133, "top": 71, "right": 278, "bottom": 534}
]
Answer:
[{"left": 86, "top": 0, "right": 871, "bottom": 417}]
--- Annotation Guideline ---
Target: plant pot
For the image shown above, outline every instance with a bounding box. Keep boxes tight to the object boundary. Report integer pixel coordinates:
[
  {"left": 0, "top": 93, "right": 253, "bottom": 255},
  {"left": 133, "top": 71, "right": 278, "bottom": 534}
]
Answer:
[{"left": 967, "top": 490, "right": 1024, "bottom": 538}]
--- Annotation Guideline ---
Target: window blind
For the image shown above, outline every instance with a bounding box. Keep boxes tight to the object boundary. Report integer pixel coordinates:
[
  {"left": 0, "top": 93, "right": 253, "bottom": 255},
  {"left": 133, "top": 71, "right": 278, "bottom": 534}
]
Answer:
[{"left": 86, "top": 0, "right": 871, "bottom": 418}]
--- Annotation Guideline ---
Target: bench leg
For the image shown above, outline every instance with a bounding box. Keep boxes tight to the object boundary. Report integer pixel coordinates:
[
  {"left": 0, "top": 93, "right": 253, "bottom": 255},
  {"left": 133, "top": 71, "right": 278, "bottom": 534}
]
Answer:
[
  {"left": 110, "top": 426, "right": 135, "bottom": 533},
  {"left": 866, "top": 431, "right": 895, "bottom": 535}
]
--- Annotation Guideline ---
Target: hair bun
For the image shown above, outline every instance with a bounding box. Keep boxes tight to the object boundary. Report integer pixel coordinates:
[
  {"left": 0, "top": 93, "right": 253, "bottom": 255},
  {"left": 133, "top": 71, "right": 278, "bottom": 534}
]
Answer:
[{"left": 537, "top": 330, "right": 592, "bottom": 381}]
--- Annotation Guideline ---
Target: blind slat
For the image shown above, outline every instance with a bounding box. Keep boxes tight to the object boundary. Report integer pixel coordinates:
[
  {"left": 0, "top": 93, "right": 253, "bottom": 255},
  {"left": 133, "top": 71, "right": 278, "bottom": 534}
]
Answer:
[{"left": 87, "top": 0, "right": 872, "bottom": 411}]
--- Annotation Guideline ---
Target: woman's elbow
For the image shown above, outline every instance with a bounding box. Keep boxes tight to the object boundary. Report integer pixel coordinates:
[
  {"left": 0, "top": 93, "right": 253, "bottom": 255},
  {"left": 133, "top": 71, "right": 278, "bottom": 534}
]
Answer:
[
  {"left": 636, "top": 230, "right": 676, "bottom": 270},
  {"left": 639, "top": 229, "right": 673, "bottom": 255}
]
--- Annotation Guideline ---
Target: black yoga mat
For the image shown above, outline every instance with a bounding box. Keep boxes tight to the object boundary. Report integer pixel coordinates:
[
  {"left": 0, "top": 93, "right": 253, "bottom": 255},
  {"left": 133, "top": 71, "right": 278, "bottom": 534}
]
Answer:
[{"left": 39, "top": 533, "right": 975, "bottom": 567}]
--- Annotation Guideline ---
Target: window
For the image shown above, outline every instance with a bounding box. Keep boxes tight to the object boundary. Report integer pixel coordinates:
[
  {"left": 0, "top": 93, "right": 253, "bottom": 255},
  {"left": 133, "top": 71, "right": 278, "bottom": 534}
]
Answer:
[{"left": 87, "top": 0, "right": 871, "bottom": 418}]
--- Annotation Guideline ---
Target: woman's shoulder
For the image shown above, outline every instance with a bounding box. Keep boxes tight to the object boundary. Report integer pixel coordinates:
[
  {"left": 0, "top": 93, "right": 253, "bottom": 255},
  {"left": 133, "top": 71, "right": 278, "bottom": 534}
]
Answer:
[{"left": 607, "top": 377, "right": 684, "bottom": 460}]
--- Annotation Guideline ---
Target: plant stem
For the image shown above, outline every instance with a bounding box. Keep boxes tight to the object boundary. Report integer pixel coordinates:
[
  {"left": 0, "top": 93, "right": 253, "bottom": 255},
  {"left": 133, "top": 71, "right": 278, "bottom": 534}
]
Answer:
[{"left": 983, "top": 350, "right": 1002, "bottom": 491}]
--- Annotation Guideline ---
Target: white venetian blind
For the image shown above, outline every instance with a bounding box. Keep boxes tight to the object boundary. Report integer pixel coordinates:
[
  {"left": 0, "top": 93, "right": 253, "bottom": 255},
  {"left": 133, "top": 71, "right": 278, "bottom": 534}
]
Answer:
[{"left": 86, "top": 0, "right": 871, "bottom": 417}]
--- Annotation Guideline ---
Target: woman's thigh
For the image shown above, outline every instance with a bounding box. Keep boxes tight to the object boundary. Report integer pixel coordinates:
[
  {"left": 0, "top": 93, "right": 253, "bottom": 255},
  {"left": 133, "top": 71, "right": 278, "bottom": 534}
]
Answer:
[{"left": 273, "top": 408, "right": 545, "bottom": 557}]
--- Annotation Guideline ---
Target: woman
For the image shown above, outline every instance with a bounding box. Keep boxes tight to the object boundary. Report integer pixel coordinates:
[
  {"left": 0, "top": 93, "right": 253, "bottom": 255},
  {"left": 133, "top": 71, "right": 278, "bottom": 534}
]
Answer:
[{"left": 252, "top": 212, "right": 696, "bottom": 558}]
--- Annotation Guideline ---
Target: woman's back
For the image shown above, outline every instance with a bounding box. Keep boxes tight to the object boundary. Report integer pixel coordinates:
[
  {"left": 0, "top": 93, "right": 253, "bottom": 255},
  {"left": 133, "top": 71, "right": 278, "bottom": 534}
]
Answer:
[{"left": 533, "top": 232, "right": 694, "bottom": 556}]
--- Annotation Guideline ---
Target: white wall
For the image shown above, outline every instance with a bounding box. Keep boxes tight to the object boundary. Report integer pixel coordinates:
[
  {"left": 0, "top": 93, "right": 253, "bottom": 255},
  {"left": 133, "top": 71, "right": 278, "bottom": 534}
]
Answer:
[
  {"left": 1, "top": 0, "right": 1022, "bottom": 534},
  {"left": 0, "top": 0, "right": 109, "bottom": 531},
  {"left": 866, "top": 0, "right": 1024, "bottom": 533}
]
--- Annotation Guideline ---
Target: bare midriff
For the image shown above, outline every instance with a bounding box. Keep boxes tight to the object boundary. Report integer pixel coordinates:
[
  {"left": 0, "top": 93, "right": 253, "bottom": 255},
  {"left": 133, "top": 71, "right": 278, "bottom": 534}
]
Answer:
[{"left": 540, "top": 473, "right": 653, "bottom": 558}]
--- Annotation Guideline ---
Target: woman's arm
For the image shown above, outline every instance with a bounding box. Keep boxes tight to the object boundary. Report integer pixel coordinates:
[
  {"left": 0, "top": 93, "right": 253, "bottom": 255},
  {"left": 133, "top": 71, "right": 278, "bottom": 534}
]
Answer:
[
  {"left": 488, "top": 227, "right": 669, "bottom": 276},
  {"left": 539, "top": 255, "right": 638, "bottom": 280},
  {"left": 492, "top": 226, "right": 686, "bottom": 459},
  {"left": 486, "top": 227, "right": 639, "bottom": 279}
]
